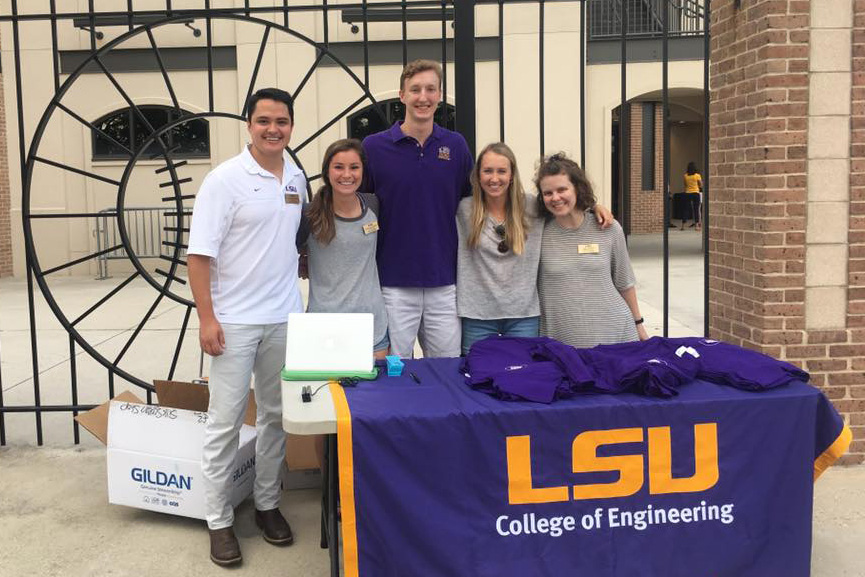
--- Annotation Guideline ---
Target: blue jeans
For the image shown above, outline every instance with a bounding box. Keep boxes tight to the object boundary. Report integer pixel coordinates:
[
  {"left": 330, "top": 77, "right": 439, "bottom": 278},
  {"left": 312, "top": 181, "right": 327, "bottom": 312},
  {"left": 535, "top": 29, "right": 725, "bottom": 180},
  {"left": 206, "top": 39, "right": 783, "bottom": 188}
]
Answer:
[
  {"left": 374, "top": 331, "right": 390, "bottom": 353},
  {"left": 460, "top": 316, "right": 540, "bottom": 355}
]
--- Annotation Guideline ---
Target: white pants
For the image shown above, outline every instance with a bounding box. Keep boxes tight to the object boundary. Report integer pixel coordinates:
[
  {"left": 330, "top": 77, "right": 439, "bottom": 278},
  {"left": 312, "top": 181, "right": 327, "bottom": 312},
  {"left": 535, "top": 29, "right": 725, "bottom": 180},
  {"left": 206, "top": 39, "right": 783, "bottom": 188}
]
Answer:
[
  {"left": 381, "top": 285, "right": 461, "bottom": 358},
  {"left": 202, "top": 323, "right": 286, "bottom": 530}
]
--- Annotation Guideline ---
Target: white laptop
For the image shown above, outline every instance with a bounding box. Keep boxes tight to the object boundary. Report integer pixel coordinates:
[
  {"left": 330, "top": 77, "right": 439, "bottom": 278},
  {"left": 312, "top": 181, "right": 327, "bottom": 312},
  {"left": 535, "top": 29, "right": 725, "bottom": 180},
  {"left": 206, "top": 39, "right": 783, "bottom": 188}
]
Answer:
[{"left": 281, "top": 312, "right": 377, "bottom": 380}]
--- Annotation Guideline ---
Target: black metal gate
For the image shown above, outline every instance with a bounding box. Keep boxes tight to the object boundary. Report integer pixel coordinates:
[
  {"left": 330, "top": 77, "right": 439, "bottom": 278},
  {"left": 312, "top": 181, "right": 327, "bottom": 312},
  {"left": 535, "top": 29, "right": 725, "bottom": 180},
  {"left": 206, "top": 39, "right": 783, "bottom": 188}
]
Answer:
[{"left": 0, "top": 0, "right": 708, "bottom": 445}]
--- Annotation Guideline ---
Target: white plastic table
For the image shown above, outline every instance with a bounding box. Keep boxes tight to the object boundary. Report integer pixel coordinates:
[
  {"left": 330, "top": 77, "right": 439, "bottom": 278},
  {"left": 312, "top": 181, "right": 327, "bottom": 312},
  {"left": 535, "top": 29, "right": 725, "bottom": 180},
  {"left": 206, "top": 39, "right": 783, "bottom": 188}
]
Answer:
[{"left": 281, "top": 380, "right": 339, "bottom": 576}]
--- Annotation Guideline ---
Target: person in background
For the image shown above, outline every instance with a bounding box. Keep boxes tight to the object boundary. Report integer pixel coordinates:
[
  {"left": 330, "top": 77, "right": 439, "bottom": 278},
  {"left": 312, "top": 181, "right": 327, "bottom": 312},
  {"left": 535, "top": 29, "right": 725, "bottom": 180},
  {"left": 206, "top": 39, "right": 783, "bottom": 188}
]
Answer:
[
  {"left": 536, "top": 152, "right": 648, "bottom": 349},
  {"left": 298, "top": 138, "right": 389, "bottom": 359},
  {"left": 683, "top": 160, "right": 703, "bottom": 230},
  {"left": 456, "top": 142, "right": 614, "bottom": 354}
]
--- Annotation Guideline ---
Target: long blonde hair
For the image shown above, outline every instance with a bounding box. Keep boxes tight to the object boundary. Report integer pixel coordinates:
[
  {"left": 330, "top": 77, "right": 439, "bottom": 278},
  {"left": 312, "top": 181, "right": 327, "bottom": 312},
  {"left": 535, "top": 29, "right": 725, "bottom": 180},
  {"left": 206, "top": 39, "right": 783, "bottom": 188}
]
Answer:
[{"left": 468, "top": 142, "right": 529, "bottom": 255}]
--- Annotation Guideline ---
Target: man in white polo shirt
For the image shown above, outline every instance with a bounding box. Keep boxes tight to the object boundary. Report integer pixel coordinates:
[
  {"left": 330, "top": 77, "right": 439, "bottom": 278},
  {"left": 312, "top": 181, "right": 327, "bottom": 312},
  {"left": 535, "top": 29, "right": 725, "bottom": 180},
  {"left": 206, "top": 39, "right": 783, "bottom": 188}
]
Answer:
[{"left": 187, "top": 87, "right": 305, "bottom": 566}]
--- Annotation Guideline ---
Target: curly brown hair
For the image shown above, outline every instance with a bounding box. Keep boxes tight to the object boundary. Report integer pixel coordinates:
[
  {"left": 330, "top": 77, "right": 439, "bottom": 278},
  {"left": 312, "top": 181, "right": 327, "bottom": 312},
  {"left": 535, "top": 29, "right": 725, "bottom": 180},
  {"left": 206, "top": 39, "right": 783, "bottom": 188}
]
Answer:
[{"left": 534, "top": 152, "right": 596, "bottom": 219}]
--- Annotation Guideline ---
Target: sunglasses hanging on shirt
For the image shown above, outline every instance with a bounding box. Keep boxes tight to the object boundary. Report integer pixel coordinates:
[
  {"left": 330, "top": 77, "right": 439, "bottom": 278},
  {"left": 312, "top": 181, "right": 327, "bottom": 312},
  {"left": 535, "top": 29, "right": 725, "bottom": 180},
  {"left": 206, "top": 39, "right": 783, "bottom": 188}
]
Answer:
[{"left": 493, "top": 224, "right": 509, "bottom": 254}]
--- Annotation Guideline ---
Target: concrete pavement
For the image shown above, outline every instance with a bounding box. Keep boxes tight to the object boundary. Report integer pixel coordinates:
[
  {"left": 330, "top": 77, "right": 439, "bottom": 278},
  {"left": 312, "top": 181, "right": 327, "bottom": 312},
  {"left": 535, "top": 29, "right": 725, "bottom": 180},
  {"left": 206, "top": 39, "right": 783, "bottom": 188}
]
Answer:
[{"left": 0, "top": 445, "right": 862, "bottom": 577}]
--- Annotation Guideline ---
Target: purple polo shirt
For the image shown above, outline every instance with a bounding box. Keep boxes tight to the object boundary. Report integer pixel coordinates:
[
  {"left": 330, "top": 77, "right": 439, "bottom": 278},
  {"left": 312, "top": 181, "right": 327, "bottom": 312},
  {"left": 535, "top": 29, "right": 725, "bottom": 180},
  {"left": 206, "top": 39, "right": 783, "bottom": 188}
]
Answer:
[{"left": 363, "top": 122, "right": 473, "bottom": 287}]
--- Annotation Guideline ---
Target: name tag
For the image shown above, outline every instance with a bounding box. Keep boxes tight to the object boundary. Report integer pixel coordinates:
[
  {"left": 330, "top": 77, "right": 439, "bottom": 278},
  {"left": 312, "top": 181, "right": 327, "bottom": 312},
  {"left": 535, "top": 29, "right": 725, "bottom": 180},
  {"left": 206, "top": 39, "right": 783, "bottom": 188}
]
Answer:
[
  {"left": 284, "top": 193, "right": 300, "bottom": 205},
  {"left": 362, "top": 221, "right": 380, "bottom": 235},
  {"left": 578, "top": 243, "right": 599, "bottom": 254}
]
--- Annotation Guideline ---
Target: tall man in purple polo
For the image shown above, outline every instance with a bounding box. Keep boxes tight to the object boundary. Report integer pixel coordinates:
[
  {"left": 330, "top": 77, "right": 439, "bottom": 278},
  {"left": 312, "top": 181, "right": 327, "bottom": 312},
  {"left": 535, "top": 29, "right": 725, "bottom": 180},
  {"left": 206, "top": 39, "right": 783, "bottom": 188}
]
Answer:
[{"left": 363, "top": 60, "right": 472, "bottom": 358}]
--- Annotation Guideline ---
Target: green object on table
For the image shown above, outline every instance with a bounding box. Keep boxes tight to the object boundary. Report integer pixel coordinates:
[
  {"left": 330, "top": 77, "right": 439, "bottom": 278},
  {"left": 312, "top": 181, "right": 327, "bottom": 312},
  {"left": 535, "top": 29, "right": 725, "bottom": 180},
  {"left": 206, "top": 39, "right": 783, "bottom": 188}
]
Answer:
[{"left": 281, "top": 367, "right": 379, "bottom": 381}]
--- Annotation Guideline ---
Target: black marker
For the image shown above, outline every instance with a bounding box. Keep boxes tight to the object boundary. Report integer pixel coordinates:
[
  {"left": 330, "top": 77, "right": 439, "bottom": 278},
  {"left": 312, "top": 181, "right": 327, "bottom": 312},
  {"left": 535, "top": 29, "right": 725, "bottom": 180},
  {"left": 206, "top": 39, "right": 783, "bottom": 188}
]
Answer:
[{"left": 409, "top": 372, "right": 421, "bottom": 384}]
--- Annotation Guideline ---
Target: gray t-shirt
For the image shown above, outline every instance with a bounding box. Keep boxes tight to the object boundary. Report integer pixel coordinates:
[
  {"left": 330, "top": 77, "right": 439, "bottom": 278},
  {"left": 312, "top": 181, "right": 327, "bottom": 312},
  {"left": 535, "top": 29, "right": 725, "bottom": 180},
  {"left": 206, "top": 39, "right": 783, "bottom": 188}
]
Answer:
[
  {"left": 302, "top": 193, "right": 388, "bottom": 346},
  {"left": 455, "top": 194, "right": 542, "bottom": 320},
  {"left": 538, "top": 215, "right": 638, "bottom": 348}
]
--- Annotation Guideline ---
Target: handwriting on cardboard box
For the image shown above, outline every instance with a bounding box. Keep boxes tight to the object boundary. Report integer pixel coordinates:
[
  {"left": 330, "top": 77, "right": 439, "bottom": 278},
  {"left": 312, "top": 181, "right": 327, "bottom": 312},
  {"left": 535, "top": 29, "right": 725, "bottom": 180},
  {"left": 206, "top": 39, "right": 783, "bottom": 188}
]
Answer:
[{"left": 118, "top": 402, "right": 178, "bottom": 420}]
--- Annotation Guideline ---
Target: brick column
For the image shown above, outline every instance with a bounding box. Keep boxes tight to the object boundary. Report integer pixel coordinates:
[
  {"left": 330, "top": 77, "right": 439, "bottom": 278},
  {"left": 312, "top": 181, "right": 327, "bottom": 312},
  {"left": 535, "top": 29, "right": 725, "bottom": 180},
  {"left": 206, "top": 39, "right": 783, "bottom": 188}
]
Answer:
[
  {"left": 709, "top": 0, "right": 862, "bottom": 464},
  {"left": 629, "top": 103, "right": 666, "bottom": 234}
]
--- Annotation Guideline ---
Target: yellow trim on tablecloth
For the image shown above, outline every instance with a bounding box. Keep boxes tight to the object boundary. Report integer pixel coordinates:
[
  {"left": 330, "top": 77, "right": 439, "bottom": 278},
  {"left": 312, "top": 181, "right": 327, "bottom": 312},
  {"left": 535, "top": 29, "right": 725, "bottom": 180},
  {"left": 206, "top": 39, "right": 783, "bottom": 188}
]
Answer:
[
  {"left": 814, "top": 424, "right": 852, "bottom": 481},
  {"left": 330, "top": 382, "right": 359, "bottom": 577}
]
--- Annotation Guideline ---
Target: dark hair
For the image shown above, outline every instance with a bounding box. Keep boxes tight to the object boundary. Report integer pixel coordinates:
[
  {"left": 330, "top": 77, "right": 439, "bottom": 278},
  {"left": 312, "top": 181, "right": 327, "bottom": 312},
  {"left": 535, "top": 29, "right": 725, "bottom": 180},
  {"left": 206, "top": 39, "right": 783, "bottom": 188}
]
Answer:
[
  {"left": 686, "top": 161, "right": 699, "bottom": 175},
  {"left": 246, "top": 88, "right": 294, "bottom": 123},
  {"left": 399, "top": 59, "right": 443, "bottom": 91},
  {"left": 308, "top": 139, "right": 366, "bottom": 245},
  {"left": 534, "top": 152, "right": 596, "bottom": 219}
]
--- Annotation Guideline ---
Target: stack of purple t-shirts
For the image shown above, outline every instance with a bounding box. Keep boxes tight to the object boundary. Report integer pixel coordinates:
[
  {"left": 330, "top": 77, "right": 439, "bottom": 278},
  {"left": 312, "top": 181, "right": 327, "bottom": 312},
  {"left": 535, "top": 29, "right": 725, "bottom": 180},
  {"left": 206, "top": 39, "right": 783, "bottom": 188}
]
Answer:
[
  {"left": 458, "top": 336, "right": 586, "bottom": 403},
  {"left": 460, "top": 336, "right": 809, "bottom": 404},
  {"left": 659, "top": 336, "right": 810, "bottom": 390},
  {"left": 544, "top": 337, "right": 700, "bottom": 398}
]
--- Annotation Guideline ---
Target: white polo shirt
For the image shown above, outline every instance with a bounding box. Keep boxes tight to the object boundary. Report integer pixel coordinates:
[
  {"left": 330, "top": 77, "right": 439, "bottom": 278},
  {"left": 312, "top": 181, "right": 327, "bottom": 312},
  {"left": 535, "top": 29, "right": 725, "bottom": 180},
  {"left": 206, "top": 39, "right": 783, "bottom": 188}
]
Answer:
[{"left": 187, "top": 146, "right": 307, "bottom": 325}]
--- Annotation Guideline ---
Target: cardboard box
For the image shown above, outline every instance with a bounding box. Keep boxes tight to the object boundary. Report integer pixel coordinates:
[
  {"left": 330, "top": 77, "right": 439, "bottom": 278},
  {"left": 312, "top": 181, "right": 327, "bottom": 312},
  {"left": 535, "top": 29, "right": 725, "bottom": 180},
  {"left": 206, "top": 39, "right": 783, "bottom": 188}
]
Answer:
[
  {"left": 76, "top": 383, "right": 256, "bottom": 520},
  {"left": 154, "top": 380, "right": 319, "bottom": 474},
  {"left": 153, "top": 380, "right": 257, "bottom": 426},
  {"left": 156, "top": 381, "right": 321, "bottom": 482},
  {"left": 283, "top": 433, "right": 322, "bottom": 489},
  {"left": 283, "top": 467, "right": 323, "bottom": 490},
  {"left": 285, "top": 433, "right": 321, "bottom": 471}
]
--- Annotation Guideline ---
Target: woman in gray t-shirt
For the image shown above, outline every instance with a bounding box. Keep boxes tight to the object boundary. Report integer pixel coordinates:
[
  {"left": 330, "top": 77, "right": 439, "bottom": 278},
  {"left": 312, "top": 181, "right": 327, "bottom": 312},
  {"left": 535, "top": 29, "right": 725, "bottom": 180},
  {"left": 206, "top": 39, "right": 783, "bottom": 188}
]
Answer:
[
  {"left": 535, "top": 153, "right": 648, "bottom": 348},
  {"left": 456, "top": 143, "right": 542, "bottom": 355},
  {"left": 297, "top": 139, "right": 389, "bottom": 357}
]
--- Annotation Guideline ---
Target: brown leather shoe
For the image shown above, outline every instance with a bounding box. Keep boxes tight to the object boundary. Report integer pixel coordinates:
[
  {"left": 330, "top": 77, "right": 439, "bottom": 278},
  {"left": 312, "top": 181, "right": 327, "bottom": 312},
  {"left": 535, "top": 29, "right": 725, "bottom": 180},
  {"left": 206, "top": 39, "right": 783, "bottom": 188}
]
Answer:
[
  {"left": 209, "top": 526, "right": 242, "bottom": 566},
  {"left": 255, "top": 508, "right": 294, "bottom": 545}
]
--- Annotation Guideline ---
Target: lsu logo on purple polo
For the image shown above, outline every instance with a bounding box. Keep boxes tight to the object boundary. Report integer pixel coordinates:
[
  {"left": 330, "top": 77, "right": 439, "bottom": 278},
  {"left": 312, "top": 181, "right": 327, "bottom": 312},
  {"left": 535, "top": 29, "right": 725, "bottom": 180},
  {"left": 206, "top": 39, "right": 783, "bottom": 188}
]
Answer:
[{"left": 505, "top": 423, "right": 720, "bottom": 504}]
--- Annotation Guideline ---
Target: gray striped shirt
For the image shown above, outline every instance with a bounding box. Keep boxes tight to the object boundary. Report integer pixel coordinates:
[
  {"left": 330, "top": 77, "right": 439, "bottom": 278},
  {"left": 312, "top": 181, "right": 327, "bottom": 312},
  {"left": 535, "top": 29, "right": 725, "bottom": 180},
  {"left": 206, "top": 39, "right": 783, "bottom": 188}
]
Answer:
[{"left": 538, "top": 215, "right": 638, "bottom": 348}]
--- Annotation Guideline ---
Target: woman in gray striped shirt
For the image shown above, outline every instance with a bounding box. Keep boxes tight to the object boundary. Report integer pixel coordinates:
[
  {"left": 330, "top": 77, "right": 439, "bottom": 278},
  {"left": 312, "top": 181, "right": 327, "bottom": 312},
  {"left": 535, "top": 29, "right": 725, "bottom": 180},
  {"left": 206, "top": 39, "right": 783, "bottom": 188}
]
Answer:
[{"left": 535, "top": 153, "right": 648, "bottom": 349}]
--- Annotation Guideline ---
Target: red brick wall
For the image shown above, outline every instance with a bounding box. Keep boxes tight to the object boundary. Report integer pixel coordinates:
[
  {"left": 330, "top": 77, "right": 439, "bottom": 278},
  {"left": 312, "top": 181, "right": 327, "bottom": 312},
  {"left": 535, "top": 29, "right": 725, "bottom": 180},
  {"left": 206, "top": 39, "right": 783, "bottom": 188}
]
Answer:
[
  {"left": 0, "top": 69, "right": 12, "bottom": 277},
  {"left": 629, "top": 103, "right": 666, "bottom": 234},
  {"left": 710, "top": 0, "right": 862, "bottom": 464}
]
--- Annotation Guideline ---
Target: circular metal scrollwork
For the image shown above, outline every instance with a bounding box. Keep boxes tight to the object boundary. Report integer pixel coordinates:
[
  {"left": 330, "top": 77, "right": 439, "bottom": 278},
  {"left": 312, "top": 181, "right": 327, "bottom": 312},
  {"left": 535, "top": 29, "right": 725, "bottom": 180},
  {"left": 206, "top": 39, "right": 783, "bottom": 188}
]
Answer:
[{"left": 22, "top": 13, "right": 386, "bottom": 389}]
